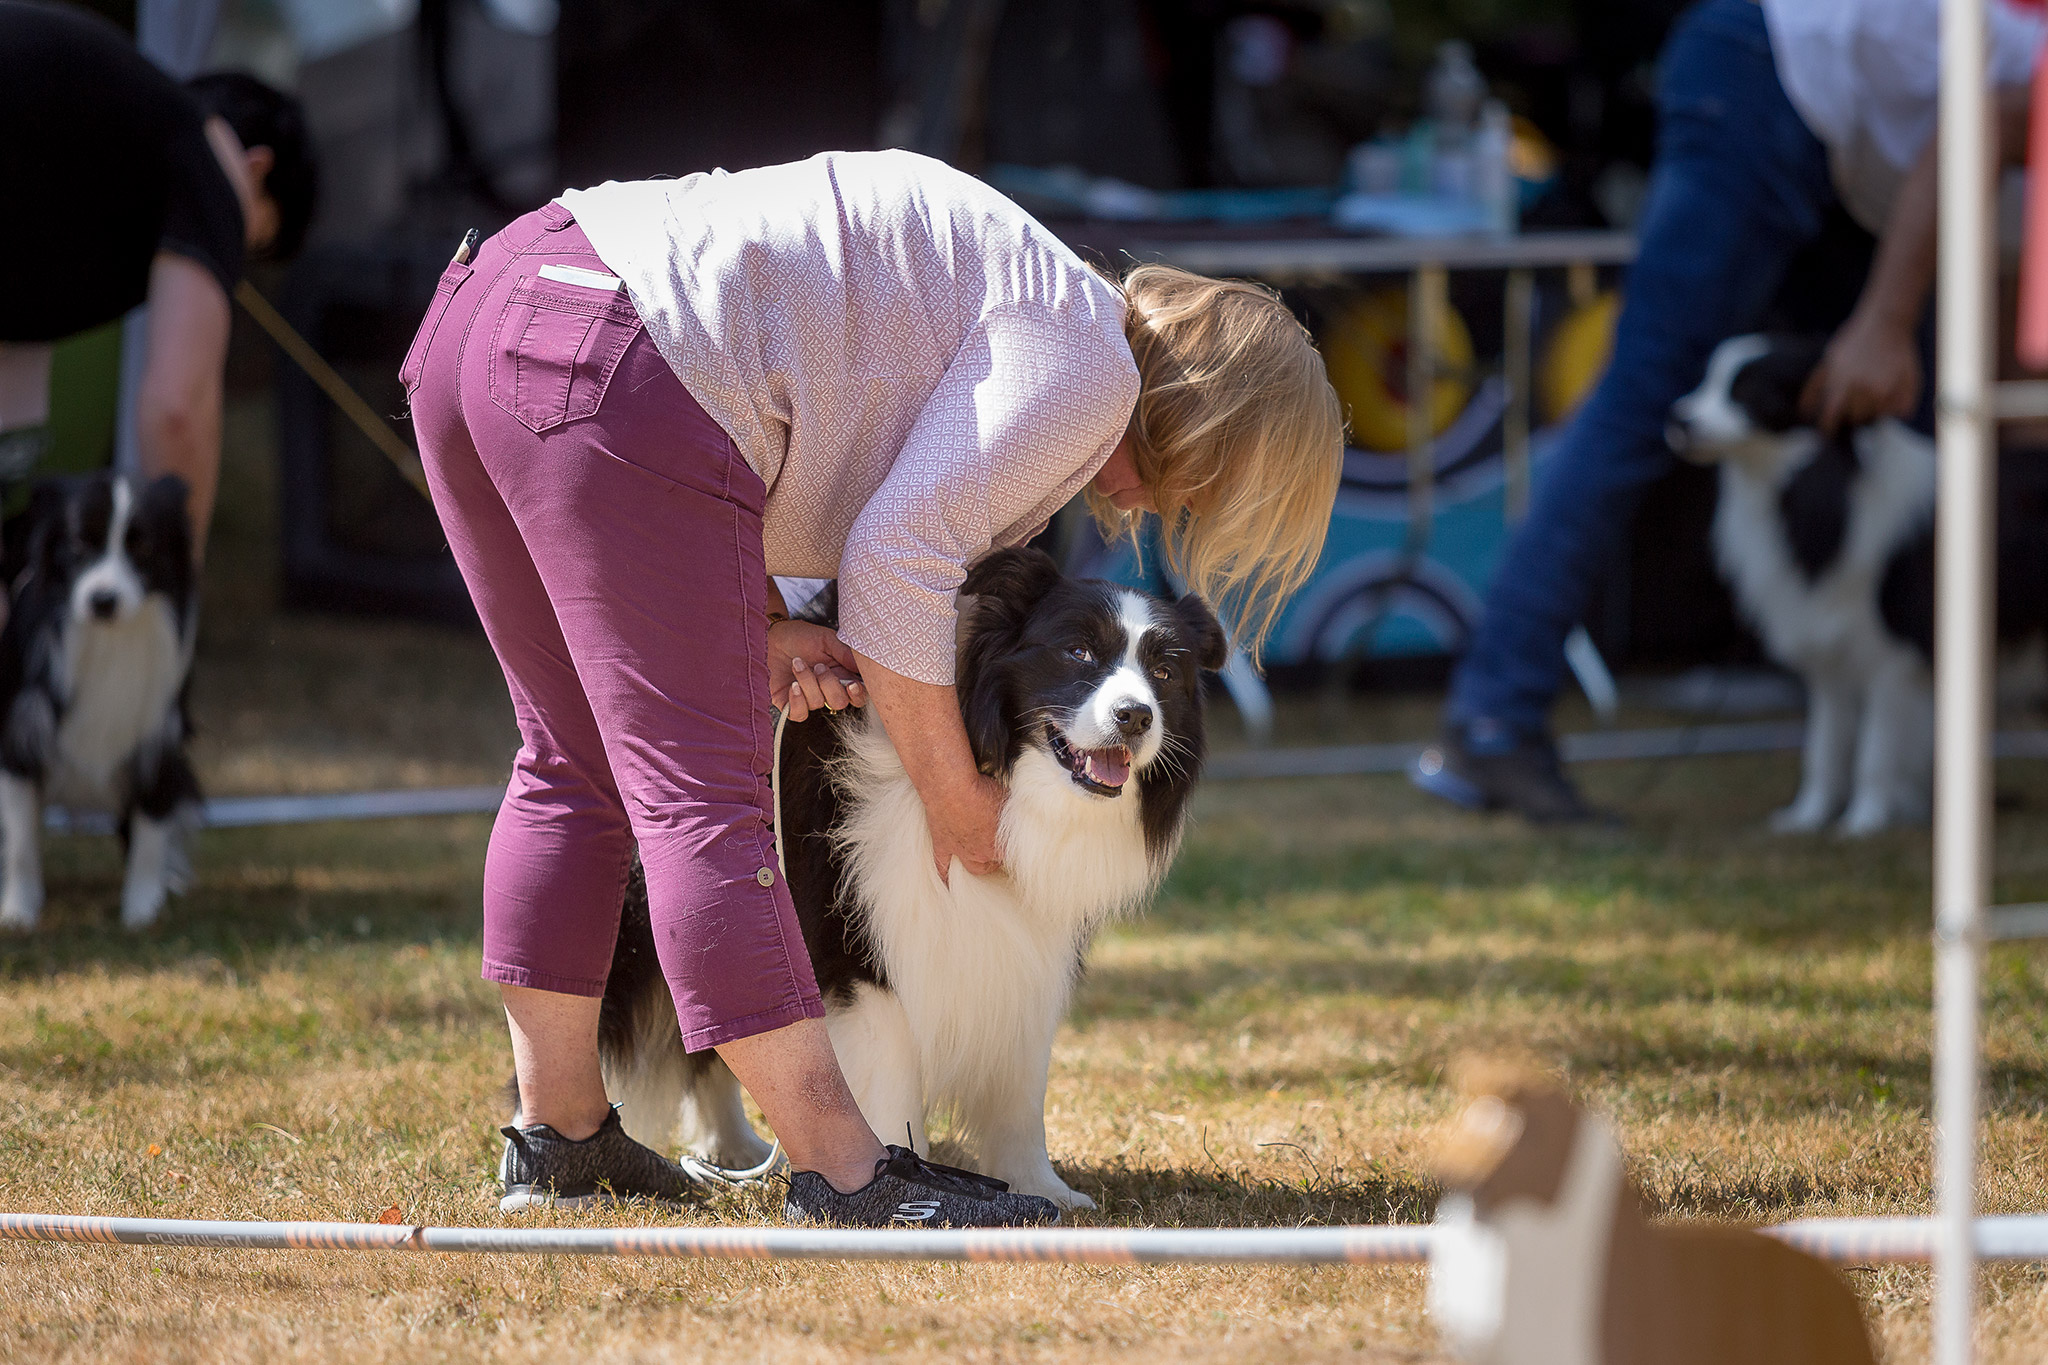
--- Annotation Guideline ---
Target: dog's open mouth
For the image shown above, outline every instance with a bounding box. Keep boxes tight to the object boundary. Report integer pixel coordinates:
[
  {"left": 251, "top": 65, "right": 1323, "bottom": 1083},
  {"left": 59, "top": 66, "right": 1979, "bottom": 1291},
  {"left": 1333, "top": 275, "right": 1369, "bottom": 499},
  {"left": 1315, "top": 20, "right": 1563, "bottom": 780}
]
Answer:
[{"left": 1047, "top": 729, "right": 1131, "bottom": 796}]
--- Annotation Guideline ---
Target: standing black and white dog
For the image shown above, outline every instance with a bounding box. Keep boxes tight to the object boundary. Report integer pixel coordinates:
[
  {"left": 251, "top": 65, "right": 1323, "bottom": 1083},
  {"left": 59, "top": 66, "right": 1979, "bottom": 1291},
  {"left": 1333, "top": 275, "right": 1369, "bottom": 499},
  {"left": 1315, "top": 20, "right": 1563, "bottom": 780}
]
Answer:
[
  {"left": 1668, "top": 335, "right": 1938, "bottom": 835},
  {"left": 589, "top": 547, "right": 1223, "bottom": 1208},
  {"left": 0, "top": 473, "right": 201, "bottom": 930}
]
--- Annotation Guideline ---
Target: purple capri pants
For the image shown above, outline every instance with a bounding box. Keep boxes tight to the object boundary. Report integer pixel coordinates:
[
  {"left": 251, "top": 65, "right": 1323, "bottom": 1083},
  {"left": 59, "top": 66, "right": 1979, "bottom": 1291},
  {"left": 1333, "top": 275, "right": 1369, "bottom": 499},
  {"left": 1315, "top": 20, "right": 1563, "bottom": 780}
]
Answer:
[{"left": 400, "top": 203, "right": 824, "bottom": 1050}]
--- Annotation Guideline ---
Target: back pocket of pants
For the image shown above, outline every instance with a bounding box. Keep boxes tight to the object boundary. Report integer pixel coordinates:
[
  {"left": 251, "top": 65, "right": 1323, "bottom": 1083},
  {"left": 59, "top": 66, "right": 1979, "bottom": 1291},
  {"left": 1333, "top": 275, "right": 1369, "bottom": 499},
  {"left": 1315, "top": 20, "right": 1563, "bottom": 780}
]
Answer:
[{"left": 488, "top": 276, "right": 644, "bottom": 434}]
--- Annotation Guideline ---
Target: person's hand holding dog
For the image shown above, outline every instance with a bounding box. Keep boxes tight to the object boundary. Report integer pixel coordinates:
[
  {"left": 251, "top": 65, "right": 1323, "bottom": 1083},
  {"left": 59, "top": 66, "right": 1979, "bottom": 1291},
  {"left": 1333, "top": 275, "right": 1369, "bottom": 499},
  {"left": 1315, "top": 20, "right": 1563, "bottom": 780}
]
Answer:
[
  {"left": 768, "top": 618, "right": 866, "bottom": 722},
  {"left": 1804, "top": 306, "right": 1922, "bottom": 434}
]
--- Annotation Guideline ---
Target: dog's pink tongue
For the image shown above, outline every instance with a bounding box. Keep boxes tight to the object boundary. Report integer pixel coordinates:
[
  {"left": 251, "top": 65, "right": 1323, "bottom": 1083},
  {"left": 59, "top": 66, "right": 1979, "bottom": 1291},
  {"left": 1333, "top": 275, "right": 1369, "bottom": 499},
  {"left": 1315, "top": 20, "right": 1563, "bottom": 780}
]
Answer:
[{"left": 1083, "top": 747, "right": 1132, "bottom": 788}]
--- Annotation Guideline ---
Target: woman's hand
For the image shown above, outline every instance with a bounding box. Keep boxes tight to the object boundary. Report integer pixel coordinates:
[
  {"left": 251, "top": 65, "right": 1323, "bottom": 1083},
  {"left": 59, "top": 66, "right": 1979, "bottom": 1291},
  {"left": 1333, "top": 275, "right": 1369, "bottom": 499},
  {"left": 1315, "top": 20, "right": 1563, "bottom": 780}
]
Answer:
[
  {"left": 767, "top": 619, "right": 866, "bottom": 722},
  {"left": 923, "top": 768, "right": 1007, "bottom": 882},
  {"left": 852, "top": 650, "right": 1005, "bottom": 884}
]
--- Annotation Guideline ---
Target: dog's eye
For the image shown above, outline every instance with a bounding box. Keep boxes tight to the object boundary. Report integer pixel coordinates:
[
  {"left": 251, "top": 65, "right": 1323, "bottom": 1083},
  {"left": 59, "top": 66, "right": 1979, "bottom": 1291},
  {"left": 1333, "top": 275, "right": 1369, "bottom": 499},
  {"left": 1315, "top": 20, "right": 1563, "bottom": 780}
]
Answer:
[
  {"left": 1151, "top": 664, "right": 1174, "bottom": 682},
  {"left": 1067, "top": 646, "right": 1092, "bottom": 663}
]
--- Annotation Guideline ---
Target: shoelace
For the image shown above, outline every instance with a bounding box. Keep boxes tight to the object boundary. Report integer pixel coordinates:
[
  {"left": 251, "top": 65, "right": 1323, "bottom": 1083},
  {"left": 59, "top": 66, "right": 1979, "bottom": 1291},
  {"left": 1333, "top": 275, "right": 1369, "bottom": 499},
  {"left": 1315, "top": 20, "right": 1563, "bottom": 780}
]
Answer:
[{"left": 878, "top": 1144, "right": 1012, "bottom": 1196}]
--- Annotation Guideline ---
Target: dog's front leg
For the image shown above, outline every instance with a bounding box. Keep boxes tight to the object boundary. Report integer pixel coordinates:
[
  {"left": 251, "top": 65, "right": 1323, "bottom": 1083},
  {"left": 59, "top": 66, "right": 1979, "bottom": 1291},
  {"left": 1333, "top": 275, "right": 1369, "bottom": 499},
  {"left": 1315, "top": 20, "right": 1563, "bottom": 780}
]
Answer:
[
  {"left": 678, "top": 1054, "right": 775, "bottom": 1169},
  {"left": 1772, "top": 673, "right": 1857, "bottom": 833},
  {"left": 120, "top": 814, "right": 174, "bottom": 929},
  {"left": 0, "top": 772, "right": 43, "bottom": 930},
  {"left": 961, "top": 1015, "right": 1094, "bottom": 1210},
  {"left": 824, "top": 983, "right": 928, "bottom": 1155},
  {"left": 1840, "top": 651, "right": 1934, "bottom": 836}
]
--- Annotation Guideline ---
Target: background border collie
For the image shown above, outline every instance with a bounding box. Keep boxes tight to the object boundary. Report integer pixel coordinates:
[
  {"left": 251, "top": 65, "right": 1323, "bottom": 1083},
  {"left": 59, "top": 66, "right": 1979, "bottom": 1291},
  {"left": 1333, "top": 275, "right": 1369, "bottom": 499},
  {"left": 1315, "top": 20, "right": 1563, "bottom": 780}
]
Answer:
[
  {"left": 0, "top": 473, "right": 200, "bottom": 930},
  {"left": 1668, "top": 334, "right": 1936, "bottom": 835},
  {"left": 582, "top": 547, "right": 1223, "bottom": 1208},
  {"left": 1669, "top": 334, "right": 2048, "bottom": 836}
]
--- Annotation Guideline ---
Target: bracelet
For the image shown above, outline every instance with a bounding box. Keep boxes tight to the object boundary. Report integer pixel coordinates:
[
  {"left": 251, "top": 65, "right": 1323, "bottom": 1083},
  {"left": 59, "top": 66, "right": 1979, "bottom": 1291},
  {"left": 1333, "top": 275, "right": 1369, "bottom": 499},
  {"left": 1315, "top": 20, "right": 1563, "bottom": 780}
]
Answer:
[{"left": 766, "top": 610, "right": 790, "bottom": 626}]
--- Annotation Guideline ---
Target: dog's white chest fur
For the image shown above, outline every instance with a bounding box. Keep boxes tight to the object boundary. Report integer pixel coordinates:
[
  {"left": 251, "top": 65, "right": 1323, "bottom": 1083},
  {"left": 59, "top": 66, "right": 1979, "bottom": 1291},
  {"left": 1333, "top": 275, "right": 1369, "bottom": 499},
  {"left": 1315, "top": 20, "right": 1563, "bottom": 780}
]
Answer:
[
  {"left": 44, "top": 599, "right": 186, "bottom": 807},
  {"left": 1712, "top": 424, "right": 1933, "bottom": 672},
  {"left": 827, "top": 710, "right": 1160, "bottom": 1206}
]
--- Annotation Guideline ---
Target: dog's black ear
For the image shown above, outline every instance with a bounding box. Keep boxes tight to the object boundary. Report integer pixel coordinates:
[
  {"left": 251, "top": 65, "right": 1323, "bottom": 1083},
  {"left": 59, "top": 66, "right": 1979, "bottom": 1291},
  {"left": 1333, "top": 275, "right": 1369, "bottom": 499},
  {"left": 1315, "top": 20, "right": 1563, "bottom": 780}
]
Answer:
[
  {"left": 1174, "top": 593, "right": 1228, "bottom": 672},
  {"left": 961, "top": 547, "right": 1063, "bottom": 618},
  {"left": 138, "top": 475, "right": 195, "bottom": 575},
  {"left": 954, "top": 549, "right": 1059, "bottom": 779},
  {"left": 959, "top": 668, "right": 1011, "bottom": 776},
  {"left": 142, "top": 474, "right": 192, "bottom": 518},
  {"left": 16, "top": 481, "right": 69, "bottom": 583},
  {"left": 1728, "top": 335, "right": 1829, "bottom": 432}
]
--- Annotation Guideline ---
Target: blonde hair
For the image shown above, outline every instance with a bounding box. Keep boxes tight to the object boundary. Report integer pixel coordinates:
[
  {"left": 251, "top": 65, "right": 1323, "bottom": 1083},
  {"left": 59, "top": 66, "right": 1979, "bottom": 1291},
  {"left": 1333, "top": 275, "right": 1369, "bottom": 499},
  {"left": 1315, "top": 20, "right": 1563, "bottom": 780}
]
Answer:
[{"left": 1091, "top": 263, "right": 1344, "bottom": 663}]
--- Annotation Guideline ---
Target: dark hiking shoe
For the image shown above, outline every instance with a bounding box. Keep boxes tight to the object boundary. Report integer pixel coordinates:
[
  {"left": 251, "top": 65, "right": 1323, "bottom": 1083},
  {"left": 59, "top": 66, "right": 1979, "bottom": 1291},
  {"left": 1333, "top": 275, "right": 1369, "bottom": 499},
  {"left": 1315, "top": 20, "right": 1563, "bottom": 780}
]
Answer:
[
  {"left": 1410, "top": 720, "right": 1607, "bottom": 824},
  {"left": 499, "top": 1106, "right": 711, "bottom": 1212},
  {"left": 784, "top": 1145, "right": 1062, "bottom": 1227}
]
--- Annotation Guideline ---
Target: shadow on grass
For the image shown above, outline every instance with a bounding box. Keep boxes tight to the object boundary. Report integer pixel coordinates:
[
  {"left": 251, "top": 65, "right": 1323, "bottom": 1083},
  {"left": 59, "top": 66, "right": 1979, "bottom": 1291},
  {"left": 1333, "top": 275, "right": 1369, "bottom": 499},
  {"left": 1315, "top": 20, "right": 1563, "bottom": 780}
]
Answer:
[
  {"left": 0, "top": 878, "right": 481, "bottom": 983},
  {"left": 1060, "top": 1156, "right": 1440, "bottom": 1229},
  {"left": 1076, "top": 947, "right": 1944, "bottom": 1027}
]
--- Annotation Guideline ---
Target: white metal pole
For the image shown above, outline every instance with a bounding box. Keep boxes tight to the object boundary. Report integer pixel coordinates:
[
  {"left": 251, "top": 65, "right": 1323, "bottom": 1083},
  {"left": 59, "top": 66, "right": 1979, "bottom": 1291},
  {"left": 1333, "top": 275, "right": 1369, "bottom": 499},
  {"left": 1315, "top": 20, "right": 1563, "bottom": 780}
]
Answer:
[{"left": 1935, "top": 0, "right": 1995, "bottom": 1359}]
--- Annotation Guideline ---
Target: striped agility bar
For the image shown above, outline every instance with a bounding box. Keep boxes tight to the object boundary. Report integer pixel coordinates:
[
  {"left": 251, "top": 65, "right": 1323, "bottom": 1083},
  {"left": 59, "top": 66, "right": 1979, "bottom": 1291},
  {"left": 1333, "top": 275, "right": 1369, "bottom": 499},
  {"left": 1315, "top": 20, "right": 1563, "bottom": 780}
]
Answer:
[{"left": 1, "top": 1213, "right": 2045, "bottom": 1265}]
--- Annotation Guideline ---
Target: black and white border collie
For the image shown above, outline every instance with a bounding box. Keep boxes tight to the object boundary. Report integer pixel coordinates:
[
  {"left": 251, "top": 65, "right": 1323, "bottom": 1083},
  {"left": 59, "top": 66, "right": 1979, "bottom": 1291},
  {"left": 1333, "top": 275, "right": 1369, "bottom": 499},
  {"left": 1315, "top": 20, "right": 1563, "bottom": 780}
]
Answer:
[
  {"left": 1668, "top": 335, "right": 1938, "bottom": 835},
  {"left": 0, "top": 473, "right": 200, "bottom": 930},
  {"left": 592, "top": 547, "right": 1223, "bottom": 1208}
]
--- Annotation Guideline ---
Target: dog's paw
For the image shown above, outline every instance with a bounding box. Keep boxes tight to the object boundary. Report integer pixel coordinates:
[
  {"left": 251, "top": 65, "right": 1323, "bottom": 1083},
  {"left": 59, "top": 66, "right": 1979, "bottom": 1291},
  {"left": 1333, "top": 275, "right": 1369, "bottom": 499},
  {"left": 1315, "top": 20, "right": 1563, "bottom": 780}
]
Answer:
[
  {"left": 1835, "top": 802, "right": 1900, "bottom": 838},
  {"left": 1, "top": 882, "right": 43, "bottom": 932},
  {"left": 1002, "top": 1166, "right": 1096, "bottom": 1210},
  {"left": 119, "top": 883, "right": 166, "bottom": 930},
  {"left": 700, "top": 1130, "right": 776, "bottom": 1172},
  {"left": 1769, "top": 801, "right": 1833, "bottom": 834}
]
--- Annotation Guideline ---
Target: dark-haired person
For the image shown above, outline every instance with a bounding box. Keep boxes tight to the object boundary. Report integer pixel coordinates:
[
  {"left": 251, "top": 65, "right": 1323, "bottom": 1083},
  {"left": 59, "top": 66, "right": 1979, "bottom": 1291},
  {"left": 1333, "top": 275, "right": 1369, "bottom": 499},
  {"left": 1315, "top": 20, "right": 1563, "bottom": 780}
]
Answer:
[{"left": 0, "top": 2, "right": 317, "bottom": 551}]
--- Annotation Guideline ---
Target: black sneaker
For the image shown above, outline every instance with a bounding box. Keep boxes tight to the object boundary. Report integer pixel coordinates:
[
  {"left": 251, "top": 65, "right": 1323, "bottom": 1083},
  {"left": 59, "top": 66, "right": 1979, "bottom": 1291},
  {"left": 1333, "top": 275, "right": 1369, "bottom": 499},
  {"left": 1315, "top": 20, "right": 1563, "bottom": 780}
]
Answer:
[
  {"left": 499, "top": 1106, "right": 711, "bottom": 1212},
  {"left": 784, "top": 1145, "right": 1062, "bottom": 1227},
  {"left": 1410, "top": 720, "right": 1605, "bottom": 824}
]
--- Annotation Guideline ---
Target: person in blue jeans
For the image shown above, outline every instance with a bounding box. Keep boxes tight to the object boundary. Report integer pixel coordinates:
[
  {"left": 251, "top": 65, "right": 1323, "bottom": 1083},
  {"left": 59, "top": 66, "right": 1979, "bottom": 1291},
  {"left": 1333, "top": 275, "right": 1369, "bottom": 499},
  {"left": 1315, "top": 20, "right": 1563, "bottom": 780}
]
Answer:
[{"left": 1414, "top": 0, "right": 2042, "bottom": 821}]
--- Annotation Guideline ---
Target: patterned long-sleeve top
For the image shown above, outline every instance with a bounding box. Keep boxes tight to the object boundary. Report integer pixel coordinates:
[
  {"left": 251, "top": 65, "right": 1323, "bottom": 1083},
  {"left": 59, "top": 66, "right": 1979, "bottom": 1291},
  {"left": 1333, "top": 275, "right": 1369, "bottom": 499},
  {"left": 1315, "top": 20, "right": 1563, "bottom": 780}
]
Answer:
[{"left": 559, "top": 150, "right": 1140, "bottom": 685}]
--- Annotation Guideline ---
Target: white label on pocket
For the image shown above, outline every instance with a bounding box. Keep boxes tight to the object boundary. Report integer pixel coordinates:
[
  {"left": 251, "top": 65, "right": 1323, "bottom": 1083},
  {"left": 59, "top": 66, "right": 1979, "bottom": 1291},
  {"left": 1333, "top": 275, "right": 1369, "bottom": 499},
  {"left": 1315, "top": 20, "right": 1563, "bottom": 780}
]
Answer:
[{"left": 537, "top": 264, "right": 623, "bottom": 292}]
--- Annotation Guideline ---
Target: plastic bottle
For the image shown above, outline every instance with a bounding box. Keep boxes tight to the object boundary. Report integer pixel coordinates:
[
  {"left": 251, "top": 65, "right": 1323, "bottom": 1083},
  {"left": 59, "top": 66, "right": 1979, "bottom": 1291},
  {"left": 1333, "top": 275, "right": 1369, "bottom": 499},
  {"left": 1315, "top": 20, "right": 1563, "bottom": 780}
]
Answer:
[
  {"left": 1426, "top": 41, "right": 1486, "bottom": 139},
  {"left": 1426, "top": 41, "right": 1487, "bottom": 206},
  {"left": 1474, "top": 100, "right": 1516, "bottom": 234}
]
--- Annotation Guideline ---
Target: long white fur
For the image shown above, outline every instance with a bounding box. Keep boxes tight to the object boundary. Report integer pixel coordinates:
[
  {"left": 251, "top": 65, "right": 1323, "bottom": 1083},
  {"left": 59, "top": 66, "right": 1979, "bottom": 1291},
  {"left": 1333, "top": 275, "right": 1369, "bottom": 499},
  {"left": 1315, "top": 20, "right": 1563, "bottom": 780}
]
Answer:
[
  {"left": 1673, "top": 340, "right": 1937, "bottom": 836},
  {"left": 825, "top": 694, "right": 1163, "bottom": 1205},
  {"left": 1429, "top": 1115, "right": 1624, "bottom": 1365},
  {"left": 613, "top": 593, "right": 1180, "bottom": 1207}
]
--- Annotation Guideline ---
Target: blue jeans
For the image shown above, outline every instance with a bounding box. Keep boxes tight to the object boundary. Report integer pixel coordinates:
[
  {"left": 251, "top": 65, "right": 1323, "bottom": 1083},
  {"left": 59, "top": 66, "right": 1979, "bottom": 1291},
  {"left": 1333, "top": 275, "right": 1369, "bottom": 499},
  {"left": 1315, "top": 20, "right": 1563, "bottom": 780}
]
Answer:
[{"left": 1446, "top": 0, "right": 1840, "bottom": 740}]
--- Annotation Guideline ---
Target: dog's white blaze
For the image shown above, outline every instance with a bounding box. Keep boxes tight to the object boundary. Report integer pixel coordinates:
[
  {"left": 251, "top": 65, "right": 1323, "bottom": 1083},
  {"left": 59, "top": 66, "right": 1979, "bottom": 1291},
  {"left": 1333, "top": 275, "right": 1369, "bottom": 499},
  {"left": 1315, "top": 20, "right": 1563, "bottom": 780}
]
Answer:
[
  {"left": 827, "top": 708, "right": 1156, "bottom": 1206},
  {"left": 1066, "top": 592, "right": 1167, "bottom": 769},
  {"left": 1668, "top": 333, "right": 1772, "bottom": 454},
  {"left": 69, "top": 477, "right": 146, "bottom": 627},
  {"left": 1429, "top": 1117, "right": 1622, "bottom": 1365}
]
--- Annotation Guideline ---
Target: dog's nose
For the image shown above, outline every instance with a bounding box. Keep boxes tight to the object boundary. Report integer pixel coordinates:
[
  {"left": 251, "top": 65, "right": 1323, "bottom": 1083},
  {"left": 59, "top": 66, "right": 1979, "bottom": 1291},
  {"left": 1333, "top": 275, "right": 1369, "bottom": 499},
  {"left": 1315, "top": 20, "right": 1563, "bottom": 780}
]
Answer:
[
  {"left": 88, "top": 590, "right": 119, "bottom": 621},
  {"left": 1112, "top": 702, "right": 1153, "bottom": 739}
]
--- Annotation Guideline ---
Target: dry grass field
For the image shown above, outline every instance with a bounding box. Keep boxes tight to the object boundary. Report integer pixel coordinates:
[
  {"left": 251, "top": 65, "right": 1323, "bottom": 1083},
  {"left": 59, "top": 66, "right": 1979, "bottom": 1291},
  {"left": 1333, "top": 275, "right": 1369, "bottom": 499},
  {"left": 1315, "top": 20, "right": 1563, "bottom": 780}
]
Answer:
[{"left": 0, "top": 402, "right": 2045, "bottom": 1361}]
